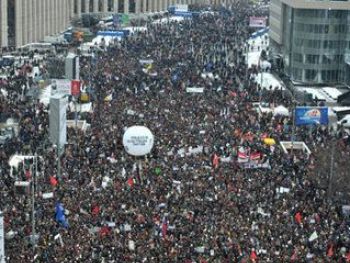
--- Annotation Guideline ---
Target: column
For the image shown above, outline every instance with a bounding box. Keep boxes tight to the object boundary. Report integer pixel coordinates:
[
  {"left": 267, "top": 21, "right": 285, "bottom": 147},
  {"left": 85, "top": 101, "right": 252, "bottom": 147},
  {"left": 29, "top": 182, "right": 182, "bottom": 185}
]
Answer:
[
  {"left": 102, "top": 0, "right": 108, "bottom": 12},
  {"left": 43, "top": 0, "right": 47, "bottom": 36},
  {"left": 157, "top": 0, "right": 162, "bottom": 11},
  {"left": 22, "top": 0, "right": 27, "bottom": 44},
  {"left": 142, "top": 0, "right": 147, "bottom": 12},
  {"left": 93, "top": 0, "right": 99, "bottom": 12},
  {"left": 64, "top": 0, "right": 68, "bottom": 28},
  {"left": 124, "top": 0, "right": 129, "bottom": 14},
  {"left": 1, "top": 0, "right": 8, "bottom": 47},
  {"left": 36, "top": 0, "right": 42, "bottom": 41},
  {"left": 33, "top": 0, "right": 38, "bottom": 42},
  {"left": 113, "top": 0, "right": 119, "bottom": 12},
  {"left": 15, "top": 0, "right": 23, "bottom": 47},
  {"left": 77, "top": 0, "right": 82, "bottom": 15},
  {"left": 151, "top": 0, "right": 156, "bottom": 12},
  {"left": 70, "top": 0, "right": 75, "bottom": 17},
  {"left": 135, "top": 0, "right": 141, "bottom": 13},
  {"left": 164, "top": 0, "right": 169, "bottom": 11},
  {"left": 147, "top": 0, "right": 152, "bottom": 12},
  {"left": 27, "top": 0, "right": 33, "bottom": 43},
  {"left": 56, "top": 0, "right": 60, "bottom": 33},
  {"left": 50, "top": 0, "right": 55, "bottom": 35},
  {"left": 83, "top": 0, "right": 89, "bottom": 13}
]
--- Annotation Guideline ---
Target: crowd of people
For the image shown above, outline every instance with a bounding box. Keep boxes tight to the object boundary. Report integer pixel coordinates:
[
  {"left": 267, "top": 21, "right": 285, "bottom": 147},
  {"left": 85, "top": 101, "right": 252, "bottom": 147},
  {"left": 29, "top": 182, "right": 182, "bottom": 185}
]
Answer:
[{"left": 1, "top": 3, "right": 350, "bottom": 262}]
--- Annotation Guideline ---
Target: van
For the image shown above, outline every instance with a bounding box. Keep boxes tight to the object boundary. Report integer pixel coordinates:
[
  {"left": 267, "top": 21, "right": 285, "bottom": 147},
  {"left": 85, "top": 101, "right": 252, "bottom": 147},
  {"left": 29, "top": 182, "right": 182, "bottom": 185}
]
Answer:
[
  {"left": 337, "top": 114, "right": 350, "bottom": 128},
  {"left": 0, "top": 55, "right": 15, "bottom": 67}
]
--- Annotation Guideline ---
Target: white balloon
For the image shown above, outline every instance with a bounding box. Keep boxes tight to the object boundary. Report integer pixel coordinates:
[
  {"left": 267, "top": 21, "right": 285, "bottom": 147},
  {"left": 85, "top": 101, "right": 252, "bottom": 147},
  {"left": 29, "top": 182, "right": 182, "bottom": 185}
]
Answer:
[{"left": 122, "top": 126, "right": 154, "bottom": 156}]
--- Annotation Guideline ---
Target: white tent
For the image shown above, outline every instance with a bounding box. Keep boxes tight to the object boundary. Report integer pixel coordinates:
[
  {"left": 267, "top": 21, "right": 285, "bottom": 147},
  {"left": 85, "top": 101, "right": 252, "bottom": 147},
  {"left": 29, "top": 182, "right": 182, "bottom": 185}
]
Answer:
[{"left": 273, "top": 105, "right": 289, "bottom": 116}]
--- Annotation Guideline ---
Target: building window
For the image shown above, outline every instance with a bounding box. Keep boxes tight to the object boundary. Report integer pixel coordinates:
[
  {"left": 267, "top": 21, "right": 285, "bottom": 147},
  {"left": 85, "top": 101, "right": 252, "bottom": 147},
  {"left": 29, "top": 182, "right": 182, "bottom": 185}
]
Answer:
[
  {"left": 305, "top": 69, "right": 317, "bottom": 81},
  {"left": 293, "top": 53, "right": 303, "bottom": 63},
  {"left": 306, "top": 55, "right": 319, "bottom": 64},
  {"left": 292, "top": 67, "right": 302, "bottom": 80}
]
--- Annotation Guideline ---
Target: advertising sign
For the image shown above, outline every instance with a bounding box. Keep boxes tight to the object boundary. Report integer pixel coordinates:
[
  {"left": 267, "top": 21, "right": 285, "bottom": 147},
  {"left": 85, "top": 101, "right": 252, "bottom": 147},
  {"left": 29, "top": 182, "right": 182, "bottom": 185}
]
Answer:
[
  {"left": 71, "top": 80, "right": 81, "bottom": 97},
  {"left": 249, "top": 17, "right": 267, "bottom": 28},
  {"left": 295, "top": 107, "right": 329, "bottom": 126}
]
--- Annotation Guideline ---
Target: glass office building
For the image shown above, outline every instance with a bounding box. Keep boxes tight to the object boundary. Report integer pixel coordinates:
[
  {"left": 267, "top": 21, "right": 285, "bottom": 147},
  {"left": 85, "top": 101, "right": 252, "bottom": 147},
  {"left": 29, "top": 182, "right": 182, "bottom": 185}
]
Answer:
[{"left": 270, "top": 0, "right": 350, "bottom": 84}]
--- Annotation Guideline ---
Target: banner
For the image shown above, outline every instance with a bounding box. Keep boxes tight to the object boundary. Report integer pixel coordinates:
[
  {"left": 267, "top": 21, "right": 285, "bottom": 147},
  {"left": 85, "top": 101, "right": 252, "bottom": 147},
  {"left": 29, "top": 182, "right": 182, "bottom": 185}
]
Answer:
[
  {"left": 174, "top": 11, "right": 193, "bottom": 18},
  {"left": 249, "top": 17, "right": 267, "bottom": 28},
  {"left": 186, "top": 87, "right": 204, "bottom": 93},
  {"left": 295, "top": 107, "right": 328, "bottom": 126},
  {"left": 71, "top": 80, "right": 81, "bottom": 97},
  {"left": 0, "top": 212, "right": 4, "bottom": 263},
  {"left": 237, "top": 147, "right": 261, "bottom": 163}
]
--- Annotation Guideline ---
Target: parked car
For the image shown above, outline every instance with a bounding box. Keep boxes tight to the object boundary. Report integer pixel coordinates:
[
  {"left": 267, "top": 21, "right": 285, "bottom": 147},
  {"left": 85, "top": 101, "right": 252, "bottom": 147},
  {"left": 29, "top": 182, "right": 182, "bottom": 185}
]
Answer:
[{"left": 337, "top": 114, "right": 350, "bottom": 128}]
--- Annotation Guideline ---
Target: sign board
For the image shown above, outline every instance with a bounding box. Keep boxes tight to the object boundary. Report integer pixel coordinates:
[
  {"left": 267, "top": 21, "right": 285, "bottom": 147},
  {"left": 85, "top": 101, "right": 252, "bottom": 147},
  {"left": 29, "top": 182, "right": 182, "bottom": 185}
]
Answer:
[
  {"left": 249, "top": 17, "right": 267, "bottom": 28},
  {"left": 49, "top": 95, "right": 67, "bottom": 146},
  {"left": 186, "top": 87, "right": 204, "bottom": 93},
  {"left": 175, "top": 4, "right": 188, "bottom": 12},
  {"left": 174, "top": 11, "right": 193, "bottom": 18},
  {"left": 295, "top": 107, "right": 329, "bottom": 126},
  {"left": 51, "top": 79, "right": 71, "bottom": 97}
]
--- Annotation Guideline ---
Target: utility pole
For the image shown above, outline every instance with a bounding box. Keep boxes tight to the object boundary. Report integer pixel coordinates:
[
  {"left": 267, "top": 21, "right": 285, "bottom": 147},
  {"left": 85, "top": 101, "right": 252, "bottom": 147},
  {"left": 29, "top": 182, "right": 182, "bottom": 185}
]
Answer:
[{"left": 0, "top": 210, "right": 5, "bottom": 263}]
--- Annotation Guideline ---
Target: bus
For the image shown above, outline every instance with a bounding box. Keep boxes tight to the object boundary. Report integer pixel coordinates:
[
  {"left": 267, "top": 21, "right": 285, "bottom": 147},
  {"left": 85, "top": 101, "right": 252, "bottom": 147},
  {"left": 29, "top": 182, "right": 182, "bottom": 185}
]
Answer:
[{"left": 19, "top": 43, "right": 55, "bottom": 54}]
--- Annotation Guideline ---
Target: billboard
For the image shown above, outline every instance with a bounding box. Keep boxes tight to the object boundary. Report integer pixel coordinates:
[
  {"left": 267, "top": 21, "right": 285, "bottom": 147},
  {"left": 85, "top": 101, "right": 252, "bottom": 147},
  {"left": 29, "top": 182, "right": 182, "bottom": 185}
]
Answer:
[
  {"left": 249, "top": 17, "right": 267, "bottom": 28},
  {"left": 65, "top": 53, "right": 79, "bottom": 80},
  {"left": 295, "top": 107, "right": 328, "bottom": 126},
  {"left": 71, "top": 80, "right": 81, "bottom": 97},
  {"left": 49, "top": 95, "right": 67, "bottom": 146}
]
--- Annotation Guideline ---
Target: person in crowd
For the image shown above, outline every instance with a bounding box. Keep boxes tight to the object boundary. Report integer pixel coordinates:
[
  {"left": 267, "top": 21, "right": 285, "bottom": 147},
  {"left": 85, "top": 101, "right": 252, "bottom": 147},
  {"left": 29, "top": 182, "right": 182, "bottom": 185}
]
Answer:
[{"left": 0, "top": 3, "right": 350, "bottom": 263}]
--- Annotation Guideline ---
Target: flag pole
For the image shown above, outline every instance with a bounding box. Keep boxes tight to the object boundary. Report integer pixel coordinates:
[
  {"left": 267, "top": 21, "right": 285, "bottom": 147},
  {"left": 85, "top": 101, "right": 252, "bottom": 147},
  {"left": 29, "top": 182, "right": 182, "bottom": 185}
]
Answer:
[{"left": 31, "top": 155, "right": 37, "bottom": 253}]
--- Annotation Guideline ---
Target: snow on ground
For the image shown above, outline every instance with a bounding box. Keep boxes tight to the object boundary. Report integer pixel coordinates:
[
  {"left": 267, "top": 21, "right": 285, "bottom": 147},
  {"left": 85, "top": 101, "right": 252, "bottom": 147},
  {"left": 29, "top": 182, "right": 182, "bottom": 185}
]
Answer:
[
  {"left": 322, "top": 87, "right": 343, "bottom": 100},
  {"left": 253, "top": 73, "right": 285, "bottom": 90}
]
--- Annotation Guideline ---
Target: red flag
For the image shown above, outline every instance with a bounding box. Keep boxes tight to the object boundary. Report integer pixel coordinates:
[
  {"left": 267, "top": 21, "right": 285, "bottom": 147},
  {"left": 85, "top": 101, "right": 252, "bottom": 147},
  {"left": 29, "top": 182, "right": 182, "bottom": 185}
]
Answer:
[
  {"left": 127, "top": 177, "right": 135, "bottom": 188},
  {"left": 327, "top": 244, "right": 334, "bottom": 257},
  {"left": 250, "top": 152, "right": 261, "bottom": 160},
  {"left": 345, "top": 252, "right": 350, "bottom": 262},
  {"left": 91, "top": 205, "right": 100, "bottom": 216},
  {"left": 71, "top": 80, "right": 81, "bottom": 96},
  {"left": 294, "top": 212, "right": 302, "bottom": 224},
  {"left": 50, "top": 176, "right": 58, "bottom": 186},
  {"left": 250, "top": 250, "right": 258, "bottom": 261},
  {"left": 99, "top": 226, "right": 110, "bottom": 237},
  {"left": 212, "top": 154, "right": 220, "bottom": 169},
  {"left": 291, "top": 248, "right": 298, "bottom": 261},
  {"left": 161, "top": 217, "right": 168, "bottom": 238}
]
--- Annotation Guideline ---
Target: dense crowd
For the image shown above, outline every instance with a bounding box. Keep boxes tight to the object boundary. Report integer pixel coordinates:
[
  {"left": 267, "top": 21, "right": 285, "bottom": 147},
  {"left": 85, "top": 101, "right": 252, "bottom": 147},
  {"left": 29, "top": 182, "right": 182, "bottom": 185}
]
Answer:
[{"left": 1, "top": 3, "right": 350, "bottom": 263}]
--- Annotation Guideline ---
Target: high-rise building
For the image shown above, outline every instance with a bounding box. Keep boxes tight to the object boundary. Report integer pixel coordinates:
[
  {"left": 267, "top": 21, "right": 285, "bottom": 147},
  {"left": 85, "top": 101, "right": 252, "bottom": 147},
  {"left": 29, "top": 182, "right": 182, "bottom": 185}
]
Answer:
[
  {"left": 1, "top": 0, "right": 219, "bottom": 50},
  {"left": 269, "top": 0, "right": 350, "bottom": 84}
]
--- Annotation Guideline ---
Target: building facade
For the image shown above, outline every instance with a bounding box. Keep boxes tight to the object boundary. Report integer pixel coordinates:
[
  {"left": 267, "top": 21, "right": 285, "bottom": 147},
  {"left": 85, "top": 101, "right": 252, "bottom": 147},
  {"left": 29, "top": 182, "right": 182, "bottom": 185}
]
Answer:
[
  {"left": 0, "top": 0, "right": 231, "bottom": 49},
  {"left": 270, "top": 0, "right": 350, "bottom": 84}
]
